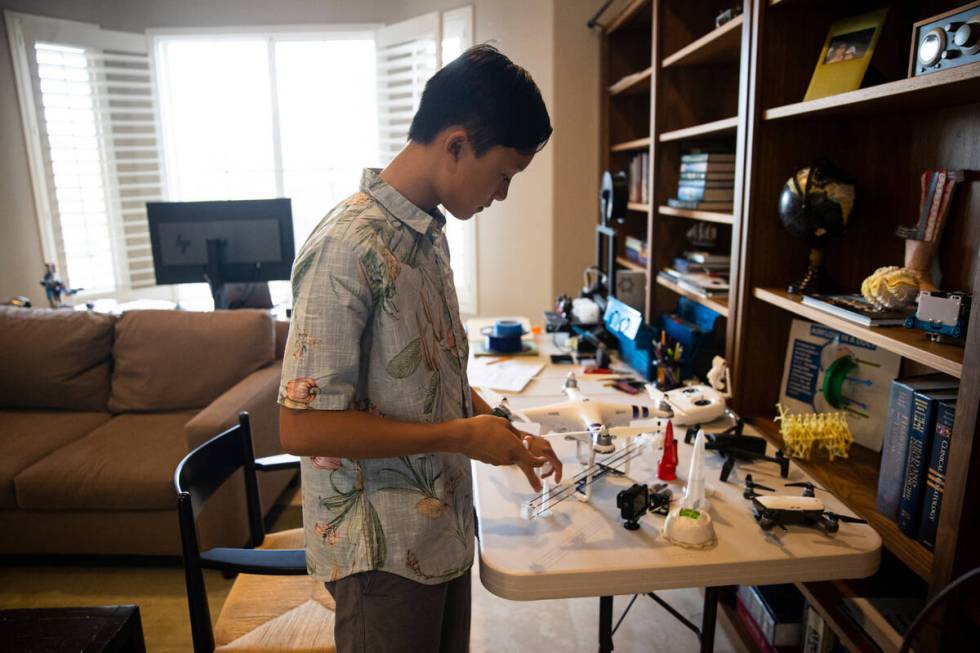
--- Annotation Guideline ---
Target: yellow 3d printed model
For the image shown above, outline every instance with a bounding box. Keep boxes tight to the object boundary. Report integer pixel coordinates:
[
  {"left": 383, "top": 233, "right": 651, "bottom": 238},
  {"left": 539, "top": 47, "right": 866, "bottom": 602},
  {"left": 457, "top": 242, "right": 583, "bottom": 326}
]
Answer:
[{"left": 775, "top": 404, "right": 854, "bottom": 461}]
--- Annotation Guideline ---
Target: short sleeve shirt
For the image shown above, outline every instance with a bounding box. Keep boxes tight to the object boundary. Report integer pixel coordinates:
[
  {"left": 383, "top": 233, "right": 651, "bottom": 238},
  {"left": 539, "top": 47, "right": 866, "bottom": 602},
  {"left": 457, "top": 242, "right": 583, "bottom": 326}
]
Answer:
[{"left": 279, "top": 168, "right": 474, "bottom": 585}]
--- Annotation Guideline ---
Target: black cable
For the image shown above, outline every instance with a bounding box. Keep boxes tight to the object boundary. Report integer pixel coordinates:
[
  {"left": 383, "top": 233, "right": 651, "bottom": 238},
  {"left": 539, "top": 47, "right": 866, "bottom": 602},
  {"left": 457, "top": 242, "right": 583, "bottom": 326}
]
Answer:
[{"left": 900, "top": 565, "right": 980, "bottom": 653}]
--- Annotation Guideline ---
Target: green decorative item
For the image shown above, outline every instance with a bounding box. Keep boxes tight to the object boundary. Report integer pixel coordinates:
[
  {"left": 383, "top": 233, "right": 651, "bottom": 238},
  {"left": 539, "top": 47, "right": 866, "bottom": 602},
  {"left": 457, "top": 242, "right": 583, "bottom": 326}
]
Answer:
[{"left": 777, "top": 160, "right": 856, "bottom": 295}]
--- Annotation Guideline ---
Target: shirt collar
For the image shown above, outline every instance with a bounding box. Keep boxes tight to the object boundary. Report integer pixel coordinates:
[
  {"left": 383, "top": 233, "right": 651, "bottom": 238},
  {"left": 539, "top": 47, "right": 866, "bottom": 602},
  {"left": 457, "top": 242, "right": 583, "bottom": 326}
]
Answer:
[{"left": 361, "top": 168, "right": 446, "bottom": 240}]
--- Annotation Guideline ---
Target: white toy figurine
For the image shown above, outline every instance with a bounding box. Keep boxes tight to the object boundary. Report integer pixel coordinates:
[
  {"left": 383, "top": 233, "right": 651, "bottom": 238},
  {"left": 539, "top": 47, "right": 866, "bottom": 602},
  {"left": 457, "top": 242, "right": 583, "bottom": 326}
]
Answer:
[{"left": 662, "top": 428, "right": 717, "bottom": 548}]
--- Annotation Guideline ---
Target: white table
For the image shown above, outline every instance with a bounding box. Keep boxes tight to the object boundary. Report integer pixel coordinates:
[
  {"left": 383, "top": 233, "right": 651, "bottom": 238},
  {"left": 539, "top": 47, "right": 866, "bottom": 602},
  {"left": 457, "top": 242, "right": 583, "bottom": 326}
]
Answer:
[{"left": 471, "top": 337, "right": 881, "bottom": 653}]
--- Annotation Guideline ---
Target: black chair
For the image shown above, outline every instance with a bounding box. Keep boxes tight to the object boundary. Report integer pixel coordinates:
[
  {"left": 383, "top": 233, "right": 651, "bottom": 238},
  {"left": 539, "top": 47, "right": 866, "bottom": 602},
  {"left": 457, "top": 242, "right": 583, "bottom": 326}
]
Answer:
[{"left": 174, "top": 411, "right": 309, "bottom": 653}]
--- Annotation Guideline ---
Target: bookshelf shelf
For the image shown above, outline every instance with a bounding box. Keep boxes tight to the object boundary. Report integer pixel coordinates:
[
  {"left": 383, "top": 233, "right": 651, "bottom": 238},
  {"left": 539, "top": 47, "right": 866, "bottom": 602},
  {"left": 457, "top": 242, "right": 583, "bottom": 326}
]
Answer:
[
  {"left": 606, "top": 0, "right": 651, "bottom": 34},
  {"left": 753, "top": 418, "right": 934, "bottom": 581},
  {"left": 659, "top": 116, "right": 738, "bottom": 142},
  {"left": 661, "top": 14, "right": 743, "bottom": 68},
  {"left": 657, "top": 205, "right": 733, "bottom": 224},
  {"left": 627, "top": 202, "right": 651, "bottom": 213},
  {"left": 656, "top": 275, "right": 729, "bottom": 318},
  {"left": 609, "top": 66, "right": 652, "bottom": 96},
  {"left": 753, "top": 288, "right": 964, "bottom": 378},
  {"left": 616, "top": 256, "right": 645, "bottom": 272},
  {"left": 611, "top": 136, "right": 652, "bottom": 152},
  {"left": 764, "top": 64, "right": 980, "bottom": 121}
]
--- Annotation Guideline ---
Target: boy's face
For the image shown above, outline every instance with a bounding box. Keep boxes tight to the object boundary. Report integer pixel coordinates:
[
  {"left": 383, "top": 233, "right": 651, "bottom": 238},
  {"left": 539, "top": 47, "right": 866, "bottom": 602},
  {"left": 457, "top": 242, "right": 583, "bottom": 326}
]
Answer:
[{"left": 438, "top": 134, "right": 534, "bottom": 220}]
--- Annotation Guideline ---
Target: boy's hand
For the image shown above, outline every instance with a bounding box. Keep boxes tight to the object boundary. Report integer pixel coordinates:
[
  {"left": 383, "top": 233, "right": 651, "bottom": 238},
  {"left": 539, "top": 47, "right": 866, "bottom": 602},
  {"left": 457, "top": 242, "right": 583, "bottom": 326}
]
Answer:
[
  {"left": 459, "top": 415, "right": 548, "bottom": 491},
  {"left": 522, "top": 435, "right": 563, "bottom": 483}
]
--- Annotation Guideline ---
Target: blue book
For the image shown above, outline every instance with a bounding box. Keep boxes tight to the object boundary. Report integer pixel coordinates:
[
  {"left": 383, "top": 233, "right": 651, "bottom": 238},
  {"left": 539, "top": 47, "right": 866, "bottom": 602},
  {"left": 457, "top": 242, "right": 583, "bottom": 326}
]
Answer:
[
  {"left": 917, "top": 400, "right": 956, "bottom": 550},
  {"left": 876, "top": 374, "right": 957, "bottom": 521},
  {"left": 898, "top": 389, "right": 959, "bottom": 535}
]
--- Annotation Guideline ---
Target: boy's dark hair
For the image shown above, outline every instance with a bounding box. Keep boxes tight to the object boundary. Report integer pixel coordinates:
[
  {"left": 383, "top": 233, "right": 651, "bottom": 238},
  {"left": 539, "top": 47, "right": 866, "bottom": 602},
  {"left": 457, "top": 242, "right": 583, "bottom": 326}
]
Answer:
[{"left": 408, "top": 43, "right": 552, "bottom": 156}]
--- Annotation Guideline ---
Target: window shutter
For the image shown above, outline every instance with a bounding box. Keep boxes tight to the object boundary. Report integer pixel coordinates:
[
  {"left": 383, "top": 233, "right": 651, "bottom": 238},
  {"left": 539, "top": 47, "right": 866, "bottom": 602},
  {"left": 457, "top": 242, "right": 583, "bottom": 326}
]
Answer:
[
  {"left": 375, "top": 13, "right": 440, "bottom": 166},
  {"left": 7, "top": 12, "right": 163, "bottom": 292}
]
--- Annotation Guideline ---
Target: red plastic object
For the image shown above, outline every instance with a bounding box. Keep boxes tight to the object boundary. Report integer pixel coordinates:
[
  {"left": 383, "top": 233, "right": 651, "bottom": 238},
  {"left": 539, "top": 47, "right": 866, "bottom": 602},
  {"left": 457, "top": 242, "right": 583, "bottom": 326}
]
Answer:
[{"left": 658, "top": 420, "right": 678, "bottom": 481}]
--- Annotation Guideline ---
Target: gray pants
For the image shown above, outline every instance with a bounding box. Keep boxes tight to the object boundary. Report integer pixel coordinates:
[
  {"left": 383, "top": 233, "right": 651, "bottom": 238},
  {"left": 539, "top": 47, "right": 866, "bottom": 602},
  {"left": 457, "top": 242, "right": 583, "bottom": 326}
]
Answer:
[{"left": 325, "top": 570, "right": 471, "bottom": 653}]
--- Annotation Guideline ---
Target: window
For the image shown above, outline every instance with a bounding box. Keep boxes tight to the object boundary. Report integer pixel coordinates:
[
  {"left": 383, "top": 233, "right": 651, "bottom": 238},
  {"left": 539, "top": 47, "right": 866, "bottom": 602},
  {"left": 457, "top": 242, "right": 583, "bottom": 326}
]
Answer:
[
  {"left": 6, "top": 11, "right": 164, "bottom": 297},
  {"left": 153, "top": 28, "right": 379, "bottom": 307},
  {"left": 376, "top": 8, "right": 477, "bottom": 314}
]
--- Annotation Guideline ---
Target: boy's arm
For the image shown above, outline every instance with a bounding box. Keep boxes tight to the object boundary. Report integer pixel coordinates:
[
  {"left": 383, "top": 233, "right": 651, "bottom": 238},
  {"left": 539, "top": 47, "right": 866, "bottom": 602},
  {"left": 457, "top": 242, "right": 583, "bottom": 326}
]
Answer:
[
  {"left": 471, "top": 388, "right": 493, "bottom": 416},
  {"left": 279, "top": 406, "right": 549, "bottom": 490}
]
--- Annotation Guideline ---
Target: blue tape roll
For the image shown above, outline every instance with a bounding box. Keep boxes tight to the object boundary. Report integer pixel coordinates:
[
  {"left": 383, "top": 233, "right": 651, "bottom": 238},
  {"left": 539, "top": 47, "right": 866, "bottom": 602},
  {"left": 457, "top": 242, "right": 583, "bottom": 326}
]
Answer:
[{"left": 480, "top": 320, "right": 527, "bottom": 353}]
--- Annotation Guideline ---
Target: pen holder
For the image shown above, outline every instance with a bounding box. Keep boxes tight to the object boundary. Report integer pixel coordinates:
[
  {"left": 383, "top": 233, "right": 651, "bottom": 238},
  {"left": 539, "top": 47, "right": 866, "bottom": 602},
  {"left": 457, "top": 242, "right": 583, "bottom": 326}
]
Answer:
[{"left": 651, "top": 359, "right": 681, "bottom": 391}]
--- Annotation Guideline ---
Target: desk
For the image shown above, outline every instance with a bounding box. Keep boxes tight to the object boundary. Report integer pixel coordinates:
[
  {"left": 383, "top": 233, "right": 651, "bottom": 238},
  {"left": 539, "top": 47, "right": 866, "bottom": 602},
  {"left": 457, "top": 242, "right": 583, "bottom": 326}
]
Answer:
[{"left": 471, "top": 337, "right": 881, "bottom": 653}]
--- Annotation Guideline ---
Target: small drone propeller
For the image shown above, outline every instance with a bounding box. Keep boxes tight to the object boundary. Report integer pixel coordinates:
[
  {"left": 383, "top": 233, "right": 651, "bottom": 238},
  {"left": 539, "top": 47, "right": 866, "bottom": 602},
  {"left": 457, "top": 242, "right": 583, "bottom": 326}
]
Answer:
[
  {"left": 785, "top": 481, "right": 827, "bottom": 496},
  {"left": 744, "top": 474, "right": 775, "bottom": 493},
  {"left": 825, "top": 512, "right": 868, "bottom": 525}
]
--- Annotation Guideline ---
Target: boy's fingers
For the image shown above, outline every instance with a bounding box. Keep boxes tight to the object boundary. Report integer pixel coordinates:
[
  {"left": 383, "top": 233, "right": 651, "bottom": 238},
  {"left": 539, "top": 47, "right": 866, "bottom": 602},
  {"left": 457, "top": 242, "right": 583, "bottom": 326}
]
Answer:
[{"left": 517, "top": 461, "right": 542, "bottom": 492}]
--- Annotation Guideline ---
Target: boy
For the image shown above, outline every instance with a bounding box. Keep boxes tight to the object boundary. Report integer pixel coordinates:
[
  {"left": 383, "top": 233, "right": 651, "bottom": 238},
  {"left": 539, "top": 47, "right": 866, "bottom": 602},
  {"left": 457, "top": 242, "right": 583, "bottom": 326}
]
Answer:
[{"left": 279, "top": 44, "right": 560, "bottom": 653}]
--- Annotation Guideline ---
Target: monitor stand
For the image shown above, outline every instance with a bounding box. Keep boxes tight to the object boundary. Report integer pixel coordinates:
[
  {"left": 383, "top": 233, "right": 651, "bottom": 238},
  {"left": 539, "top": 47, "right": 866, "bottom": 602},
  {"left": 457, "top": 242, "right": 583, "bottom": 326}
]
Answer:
[{"left": 204, "top": 238, "right": 274, "bottom": 310}]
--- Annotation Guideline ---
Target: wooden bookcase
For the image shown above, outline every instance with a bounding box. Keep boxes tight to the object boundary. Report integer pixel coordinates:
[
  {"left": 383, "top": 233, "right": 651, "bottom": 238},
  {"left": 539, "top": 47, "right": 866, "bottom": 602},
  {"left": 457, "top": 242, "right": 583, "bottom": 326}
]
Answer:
[{"left": 599, "top": 1, "right": 980, "bottom": 649}]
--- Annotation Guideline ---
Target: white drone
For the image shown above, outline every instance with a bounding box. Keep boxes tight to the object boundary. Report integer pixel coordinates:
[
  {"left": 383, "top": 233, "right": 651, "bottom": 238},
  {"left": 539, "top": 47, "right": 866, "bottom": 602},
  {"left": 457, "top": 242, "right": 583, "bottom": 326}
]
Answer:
[{"left": 500, "top": 372, "right": 667, "bottom": 518}]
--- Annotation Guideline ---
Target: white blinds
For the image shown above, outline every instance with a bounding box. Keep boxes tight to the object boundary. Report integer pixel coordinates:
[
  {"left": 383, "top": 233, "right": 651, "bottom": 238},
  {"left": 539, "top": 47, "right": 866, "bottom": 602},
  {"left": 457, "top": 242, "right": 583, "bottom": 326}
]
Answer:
[
  {"left": 7, "top": 12, "right": 162, "bottom": 292},
  {"left": 375, "top": 13, "right": 440, "bottom": 166}
]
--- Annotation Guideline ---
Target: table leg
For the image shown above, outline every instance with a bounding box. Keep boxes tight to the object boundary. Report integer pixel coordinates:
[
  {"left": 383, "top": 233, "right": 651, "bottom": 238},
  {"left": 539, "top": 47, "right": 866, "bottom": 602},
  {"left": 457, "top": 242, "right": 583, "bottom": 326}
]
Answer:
[
  {"left": 599, "top": 595, "right": 614, "bottom": 653},
  {"left": 700, "top": 586, "right": 720, "bottom": 653}
]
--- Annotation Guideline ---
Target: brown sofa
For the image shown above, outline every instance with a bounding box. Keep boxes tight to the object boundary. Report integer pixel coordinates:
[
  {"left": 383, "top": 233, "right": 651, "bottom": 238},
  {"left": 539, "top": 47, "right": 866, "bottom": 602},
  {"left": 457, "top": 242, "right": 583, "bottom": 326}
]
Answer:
[{"left": 0, "top": 307, "right": 294, "bottom": 556}]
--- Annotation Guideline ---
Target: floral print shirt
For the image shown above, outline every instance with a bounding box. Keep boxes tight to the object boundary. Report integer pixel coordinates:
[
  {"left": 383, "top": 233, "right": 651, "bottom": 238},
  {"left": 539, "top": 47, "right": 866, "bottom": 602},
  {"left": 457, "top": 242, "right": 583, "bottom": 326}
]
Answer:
[{"left": 279, "top": 168, "right": 474, "bottom": 585}]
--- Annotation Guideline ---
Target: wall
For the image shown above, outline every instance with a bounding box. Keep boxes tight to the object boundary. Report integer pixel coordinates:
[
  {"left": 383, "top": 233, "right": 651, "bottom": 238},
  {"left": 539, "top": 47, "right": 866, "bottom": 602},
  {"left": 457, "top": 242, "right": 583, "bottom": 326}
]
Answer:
[{"left": 0, "top": 0, "right": 598, "bottom": 319}]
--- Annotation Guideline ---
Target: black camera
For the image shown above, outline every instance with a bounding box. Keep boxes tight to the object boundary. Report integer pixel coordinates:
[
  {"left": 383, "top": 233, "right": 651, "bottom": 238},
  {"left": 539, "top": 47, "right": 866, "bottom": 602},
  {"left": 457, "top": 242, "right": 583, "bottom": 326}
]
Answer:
[{"left": 616, "top": 483, "right": 672, "bottom": 530}]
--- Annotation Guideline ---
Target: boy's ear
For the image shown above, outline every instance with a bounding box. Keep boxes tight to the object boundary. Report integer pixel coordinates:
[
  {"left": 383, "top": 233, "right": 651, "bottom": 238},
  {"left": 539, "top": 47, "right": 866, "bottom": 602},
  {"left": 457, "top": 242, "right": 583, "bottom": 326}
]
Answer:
[{"left": 444, "top": 129, "right": 468, "bottom": 162}]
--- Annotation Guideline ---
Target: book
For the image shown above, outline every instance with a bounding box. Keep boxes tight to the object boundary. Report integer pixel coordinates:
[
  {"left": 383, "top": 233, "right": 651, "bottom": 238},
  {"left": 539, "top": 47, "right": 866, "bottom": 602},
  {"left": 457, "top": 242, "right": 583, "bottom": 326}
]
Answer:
[
  {"left": 679, "top": 171, "right": 736, "bottom": 182},
  {"left": 676, "top": 186, "right": 735, "bottom": 202},
  {"left": 840, "top": 597, "right": 923, "bottom": 653},
  {"left": 677, "top": 180, "right": 735, "bottom": 190},
  {"left": 685, "top": 251, "right": 731, "bottom": 265},
  {"left": 737, "top": 584, "right": 805, "bottom": 647},
  {"left": 877, "top": 374, "right": 959, "bottom": 520},
  {"left": 679, "top": 161, "right": 736, "bottom": 174},
  {"left": 917, "top": 399, "right": 956, "bottom": 550},
  {"left": 803, "top": 604, "right": 835, "bottom": 653},
  {"left": 898, "top": 388, "right": 960, "bottom": 535},
  {"left": 672, "top": 257, "right": 728, "bottom": 273},
  {"left": 680, "top": 272, "right": 729, "bottom": 293},
  {"left": 736, "top": 595, "right": 780, "bottom": 653},
  {"left": 667, "top": 197, "right": 733, "bottom": 211},
  {"left": 801, "top": 293, "right": 912, "bottom": 327},
  {"left": 680, "top": 152, "right": 735, "bottom": 163}
]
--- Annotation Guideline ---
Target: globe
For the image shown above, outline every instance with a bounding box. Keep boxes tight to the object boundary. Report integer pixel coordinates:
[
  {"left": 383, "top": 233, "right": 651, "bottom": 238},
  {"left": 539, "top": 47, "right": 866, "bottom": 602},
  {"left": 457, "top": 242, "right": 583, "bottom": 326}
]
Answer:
[
  {"left": 778, "top": 161, "right": 855, "bottom": 244},
  {"left": 777, "top": 160, "right": 856, "bottom": 294}
]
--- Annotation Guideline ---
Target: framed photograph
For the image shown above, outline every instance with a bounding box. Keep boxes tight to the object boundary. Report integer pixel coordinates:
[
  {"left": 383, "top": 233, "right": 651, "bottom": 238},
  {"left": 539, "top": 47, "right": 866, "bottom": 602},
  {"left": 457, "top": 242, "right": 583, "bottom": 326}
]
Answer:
[{"left": 804, "top": 9, "right": 888, "bottom": 102}]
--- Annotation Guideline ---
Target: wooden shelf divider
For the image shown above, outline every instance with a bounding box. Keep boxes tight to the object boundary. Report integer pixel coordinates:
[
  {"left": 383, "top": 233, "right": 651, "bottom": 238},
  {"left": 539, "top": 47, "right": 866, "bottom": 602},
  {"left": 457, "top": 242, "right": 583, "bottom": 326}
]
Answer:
[
  {"left": 658, "top": 205, "right": 733, "bottom": 224},
  {"left": 611, "top": 136, "right": 652, "bottom": 152},
  {"left": 795, "top": 581, "right": 882, "bottom": 653},
  {"left": 656, "top": 274, "right": 729, "bottom": 318},
  {"left": 661, "top": 14, "right": 743, "bottom": 68},
  {"left": 609, "top": 66, "right": 652, "bottom": 96},
  {"left": 752, "top": 417, "right": 934, "bottom": 580},
  {"left": 753, "top": 287, "right": 964, "bottom": 378},
  {"left": 659, "top": 116, "right": 738, "bottom": 142},
  {"left": 764, "top": 64, "right": 980, "bottom": 121},
  {"left": 627, "top": 202, "right": 651, "bottom": 213}
]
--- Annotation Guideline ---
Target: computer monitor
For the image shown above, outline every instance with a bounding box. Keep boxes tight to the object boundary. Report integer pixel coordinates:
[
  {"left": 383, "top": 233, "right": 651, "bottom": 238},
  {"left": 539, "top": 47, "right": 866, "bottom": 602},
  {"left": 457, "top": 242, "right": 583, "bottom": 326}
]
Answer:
[{"left": 147, "top": 199, "right": 295, "bottom": 310}]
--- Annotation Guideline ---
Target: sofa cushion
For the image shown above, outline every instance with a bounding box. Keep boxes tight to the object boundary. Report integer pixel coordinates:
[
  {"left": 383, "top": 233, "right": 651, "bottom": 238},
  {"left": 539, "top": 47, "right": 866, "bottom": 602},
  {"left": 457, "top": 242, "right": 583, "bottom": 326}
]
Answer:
[
  {"left": 14, "top": 411, "right": 198, "bottom": 511},
  {"left": 0, "top": 307, "right": 115, "bottom": 411},
  {"left": 108, "top": 309, "right": 275, "bottom": 412},
  {"left": 0, "top": 410, "right": 111, "bottom": 509}
]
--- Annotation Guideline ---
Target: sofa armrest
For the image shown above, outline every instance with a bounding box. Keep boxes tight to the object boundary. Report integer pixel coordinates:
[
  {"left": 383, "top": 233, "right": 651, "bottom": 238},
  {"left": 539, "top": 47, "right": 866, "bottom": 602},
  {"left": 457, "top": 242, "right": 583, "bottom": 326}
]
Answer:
[
  {"left": 275, "top": 320, "right": 289, "bottom": 359},
  {"left": 184, "top": 363, "right": 283, "bottom": 453}
]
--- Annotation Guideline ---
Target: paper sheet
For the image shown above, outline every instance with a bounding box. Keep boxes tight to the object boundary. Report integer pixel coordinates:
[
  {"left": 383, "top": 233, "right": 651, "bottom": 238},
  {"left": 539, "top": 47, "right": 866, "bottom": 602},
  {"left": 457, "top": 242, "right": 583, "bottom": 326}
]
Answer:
[{"left": 468, "top": 358, "right": 545, "bottom": 393}]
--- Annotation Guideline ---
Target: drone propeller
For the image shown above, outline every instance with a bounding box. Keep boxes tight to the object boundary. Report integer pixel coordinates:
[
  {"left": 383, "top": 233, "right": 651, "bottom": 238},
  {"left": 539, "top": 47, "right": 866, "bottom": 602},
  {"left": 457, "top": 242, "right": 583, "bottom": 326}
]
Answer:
[
  {"left": 744, "top": 474, "right": 775, "bottom": 493},
  {"left": 825, "top": 512, "right": 868, "bottom": 525},
  {"left": 785, "top": 481, "right": 827, "bottom": 497}
]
